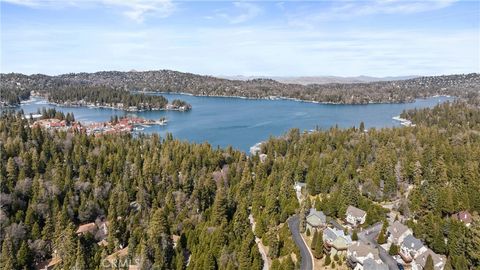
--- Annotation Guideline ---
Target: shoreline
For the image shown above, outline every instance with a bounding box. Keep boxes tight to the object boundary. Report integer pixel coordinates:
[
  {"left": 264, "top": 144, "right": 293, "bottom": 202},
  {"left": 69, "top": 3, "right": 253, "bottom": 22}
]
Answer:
[
  {"left": 3, "top": 93, "right": 454, "bottom": 110},
  {"left": 140, "top": 90, "right": 454, "bottom": 106},
  {"left": 16, "top": 96, "right": 191, "bottom": 112}
]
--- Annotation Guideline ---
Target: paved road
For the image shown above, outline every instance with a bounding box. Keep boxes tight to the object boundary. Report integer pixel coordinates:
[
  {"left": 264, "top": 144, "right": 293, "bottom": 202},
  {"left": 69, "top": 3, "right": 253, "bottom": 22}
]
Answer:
[
  {"left": 329, "top": 218, "right": 345, "bottom": 231},
  {"left": 358, "top": 223, "right": 398, "bottom": 270},
  {"left": 287, "top": 215, "right": 313, "bottom": 270}
]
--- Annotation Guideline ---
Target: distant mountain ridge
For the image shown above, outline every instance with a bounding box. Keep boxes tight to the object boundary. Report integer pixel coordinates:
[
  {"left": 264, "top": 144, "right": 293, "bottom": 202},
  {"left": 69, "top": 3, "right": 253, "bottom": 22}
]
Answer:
[
  {"left": 218, "top": 75, "right": 420, "bottom": 85},
  {"left": 1, "top": 70, "right": 479, "bottom": 105}
]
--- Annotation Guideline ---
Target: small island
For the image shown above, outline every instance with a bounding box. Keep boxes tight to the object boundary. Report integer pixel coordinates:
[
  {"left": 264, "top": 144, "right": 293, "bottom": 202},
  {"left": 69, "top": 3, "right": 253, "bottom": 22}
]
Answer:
[
  {"left": 40, "top": 85, "right": 191, "bottom": 112},
  {"left": 1, "top": 82, "right": 192, "bottom": 112}
]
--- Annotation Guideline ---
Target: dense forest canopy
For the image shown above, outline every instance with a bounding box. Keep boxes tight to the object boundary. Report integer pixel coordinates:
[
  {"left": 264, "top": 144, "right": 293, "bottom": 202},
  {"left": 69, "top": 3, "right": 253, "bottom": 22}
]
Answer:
[
  {"left": 0, "top": 110, "right": 299, "bottom": 269},
  {"left": 0, "top": 75, "right": 192, "bottom": 111},
  {"left": 45, "top": 85, "right": 171, "bottom": 111},
  {"left": 1, "top": 71, "right": 479, "bottom": 106},
  {"left": 0, "top": 93, "right": 479, "bottom": 269}
]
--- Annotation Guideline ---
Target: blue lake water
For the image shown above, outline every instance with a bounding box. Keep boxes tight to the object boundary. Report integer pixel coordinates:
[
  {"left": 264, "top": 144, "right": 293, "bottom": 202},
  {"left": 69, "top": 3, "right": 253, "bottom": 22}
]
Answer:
[{"left": 12, "top": 94, "right": 454, "bottom": 152}]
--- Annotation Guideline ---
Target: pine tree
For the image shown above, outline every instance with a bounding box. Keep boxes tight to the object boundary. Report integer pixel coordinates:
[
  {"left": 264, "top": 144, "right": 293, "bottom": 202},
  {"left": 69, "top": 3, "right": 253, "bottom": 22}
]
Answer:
[
  {"left": 203, "top": 251, "right": 216, "bottom": 270},
  {"left": 352, "top": 230, "right": 358, "bottom": 241},
  {"left": 238, "top": 232, "right": 254, "bottom": 269},
  {"left": 55, "top": 223, "right": 77, "bottom": 269},
  {"left": 0, "top": 234, "right": 15, "bottom": 270},
  {"left": 270, "top": 259, "right": 281, "bottom": 270},
  {"left": 424, "top": 254, "right": 434, "bottom": 270},
  {"left": 212, "top": 186, "right": 228, "bottom": 224},
  {"left": 147, "top": 208, "right": 174, "bottom": 268},
  {"left": 74, "top": 239, "right": 86, "bottom": 270},
  {"left": 283, "top": 255, "right": 295, "bottom": 270},
  {"left": 389, "top": 244, "right": 399, "bottom": 256},
  {"left": 452, "top": 255, "right": 468, "bottom": 270},
  {"left": 377, "top": 228, "right": 387, "bottom": 244},
  {"left": 467, "top": 216, "right": 480, "bottom": 267},
  {"left": 17, "top": 240, "right": 32, "bottom": 268},
  {"left": 313, "top": 231, "right": 324, "bottom": 259},
  {"left": 311, "top": 230, "right": 318, "bottom": 251},
  {"left": 324, "top": 254, "right": 331, "bottom": 266}
]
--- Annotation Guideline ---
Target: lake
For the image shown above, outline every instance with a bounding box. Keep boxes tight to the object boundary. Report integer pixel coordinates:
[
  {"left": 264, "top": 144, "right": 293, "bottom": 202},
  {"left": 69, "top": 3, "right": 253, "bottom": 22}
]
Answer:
[{"left": 12, "top": 94, "right": 454, "bottom": 152}]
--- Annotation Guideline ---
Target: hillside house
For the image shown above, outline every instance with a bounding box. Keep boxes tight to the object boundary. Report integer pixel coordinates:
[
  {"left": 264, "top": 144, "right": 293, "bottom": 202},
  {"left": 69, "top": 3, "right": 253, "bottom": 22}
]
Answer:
[
  {"left": 412, "top": 248, "right": 446, "bottom": 270},
  {"left": 387, "top": 221, "right": 413, "bottom": 246},
  {"left": 305, "top": 208, "right": 327, "bottom": 232},
  {"left": 346, "top": 205, "right": 367, "bottom": 226},
  {"left": 400, "top": 235, "right": 427, "bottom": 263},
  {"left": 454, "top": 211, "right": 472, "bottom": 227},
  {"left": 347, "top": 241, "right": 384, "bottom": 270},
  {"left": 35, "top": 256, "right": 61, "bottom": 270},
  {"left": 323, "top": 227, "right": 352, "bottom": 256},
  {"left": 76, "top": 222, "right": 97, "bottom": 236}
]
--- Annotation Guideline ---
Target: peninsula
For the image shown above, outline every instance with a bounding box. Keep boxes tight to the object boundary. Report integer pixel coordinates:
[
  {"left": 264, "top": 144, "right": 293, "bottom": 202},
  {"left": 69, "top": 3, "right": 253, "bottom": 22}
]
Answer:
[{"left": 1, "top": 71, "right": 479, "bottom": 107}]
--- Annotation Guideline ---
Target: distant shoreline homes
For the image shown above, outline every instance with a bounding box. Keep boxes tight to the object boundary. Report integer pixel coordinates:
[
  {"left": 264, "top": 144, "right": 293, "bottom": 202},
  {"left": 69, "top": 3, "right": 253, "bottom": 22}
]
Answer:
[{"left": 27, "top": 114, "right": 165, "bottom": 136}]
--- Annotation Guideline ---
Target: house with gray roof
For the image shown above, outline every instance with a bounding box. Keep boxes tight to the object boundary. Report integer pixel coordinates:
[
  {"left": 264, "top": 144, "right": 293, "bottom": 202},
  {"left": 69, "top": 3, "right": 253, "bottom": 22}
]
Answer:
[
  {"left": 305, "top": 208, "right": 327, "bottom": 232},
  {"left": 347, "top": 242, "right": 384, "bottom": 270},
  {"left": 323, "top": 227, "right": 353, "bottom": 256},
  {"left": 412, "top": 248, "right": 446, "bottom": 270},
  {"left": 346, "top": 205, "right": 367, "bottom": 226},
  {"left": 387, "top": 221, "right": 413, "bottom": 245},
  {"left": 400, "top": 235, "right": 427, "bottom": 263}
]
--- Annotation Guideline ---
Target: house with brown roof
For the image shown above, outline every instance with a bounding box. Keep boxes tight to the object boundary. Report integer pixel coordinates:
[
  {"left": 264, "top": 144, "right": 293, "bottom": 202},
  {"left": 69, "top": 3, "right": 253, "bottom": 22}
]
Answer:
[
  {"left": 35, "top": 256, "right": 61, "bottom": 270},
  {"left": 387, "top": 221, "right": 413, "bottom": 245},
  {"left": 76, "top": 222, "right": 97, "bottom": 236},
  {"left": 412, "top": 248, "right": 446, "bottom": 270},
  {"left": 105, "top": 247, "right": 139, "bottom": 269},
  {"left": 346, "top": 205, "right": 367, "bottom": 226},
  {"left": 76, "top": 218, "right": 109, "bottom": 245}
]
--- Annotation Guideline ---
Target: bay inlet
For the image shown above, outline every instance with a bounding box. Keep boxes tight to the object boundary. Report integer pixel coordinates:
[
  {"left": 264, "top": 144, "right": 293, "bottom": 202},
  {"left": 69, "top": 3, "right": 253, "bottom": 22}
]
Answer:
[{"left": 10, "top": 94, "right": 454, "bottom": 152}]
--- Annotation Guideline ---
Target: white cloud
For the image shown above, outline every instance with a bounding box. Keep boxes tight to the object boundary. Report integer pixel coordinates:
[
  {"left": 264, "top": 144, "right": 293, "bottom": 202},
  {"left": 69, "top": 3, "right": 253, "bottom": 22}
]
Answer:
[
  {"left": 1, "top": 0, "right": 175, "bottom": 22},
  {"left": 2, "top": 22, "right": 478, "bottom": 76},
  {"left": 289, "top": 0, "right": 458, "bottom": 27},
  {"left": 216, "top": 2, "right": 262, "bottom": 24},
  {"left": 103, "top": 0, "right": 175, "bottom": 22}
]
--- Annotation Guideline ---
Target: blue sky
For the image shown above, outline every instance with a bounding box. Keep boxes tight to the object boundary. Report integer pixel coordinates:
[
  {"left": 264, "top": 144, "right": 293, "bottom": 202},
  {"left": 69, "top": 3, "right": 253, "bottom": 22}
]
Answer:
[{"left": 1, "top": 0, "right": 479, "bottom": 76}]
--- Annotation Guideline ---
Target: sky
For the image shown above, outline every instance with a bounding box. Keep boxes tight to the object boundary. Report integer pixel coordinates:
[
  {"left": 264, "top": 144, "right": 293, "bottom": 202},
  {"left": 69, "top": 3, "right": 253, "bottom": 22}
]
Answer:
[{"left": 1, "top": 0, "right": 479, "bottom": 77}]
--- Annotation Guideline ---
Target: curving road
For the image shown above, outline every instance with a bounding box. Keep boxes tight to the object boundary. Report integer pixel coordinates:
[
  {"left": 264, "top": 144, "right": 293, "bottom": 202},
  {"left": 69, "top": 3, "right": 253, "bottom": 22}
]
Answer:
[{"left": 287, "top": 215, "right": 314, "bottom": 270}]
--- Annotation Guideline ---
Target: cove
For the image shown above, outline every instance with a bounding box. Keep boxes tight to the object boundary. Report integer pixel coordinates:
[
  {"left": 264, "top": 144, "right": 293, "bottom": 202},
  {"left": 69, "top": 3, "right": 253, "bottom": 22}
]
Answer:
[{"left": 11, "top": 94, "right": 454, "bottom": 152}]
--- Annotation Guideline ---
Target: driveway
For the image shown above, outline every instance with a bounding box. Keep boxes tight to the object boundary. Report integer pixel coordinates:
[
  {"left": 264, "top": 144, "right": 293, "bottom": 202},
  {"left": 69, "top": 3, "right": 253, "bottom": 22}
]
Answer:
[
  {"left": 358, "top": 223, "right": 398, "bottom": 270},
  {"left": 287, "top": 215, "right": 314, "bottom": 270},
  {"left": 249, "top": 214, "right": 270, "bottom": 270}
]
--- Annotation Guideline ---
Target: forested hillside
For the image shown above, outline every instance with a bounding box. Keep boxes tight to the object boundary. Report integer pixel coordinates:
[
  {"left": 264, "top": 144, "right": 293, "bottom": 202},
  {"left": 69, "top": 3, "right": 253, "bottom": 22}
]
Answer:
[
  {"left": 0, "top": 74, "right": 191, "bottom": 111},
  {"left": 0, "top": 111, "right": 299, "bottom": 269},
  {"left": 45, "top": 85, "right": 170, "bottom": 111},
  {"left": 1, "top": 71, "right": 479, "bottom": 106},
  {"left": 0, "top": 100, "right": 479, "bottom": 269}
]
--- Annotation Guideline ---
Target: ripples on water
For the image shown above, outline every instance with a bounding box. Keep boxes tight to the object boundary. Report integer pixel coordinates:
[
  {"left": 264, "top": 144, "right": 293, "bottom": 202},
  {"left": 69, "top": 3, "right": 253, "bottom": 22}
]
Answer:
[{"left": 7, "top": 94, "right": 454, "bottom": 152}]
